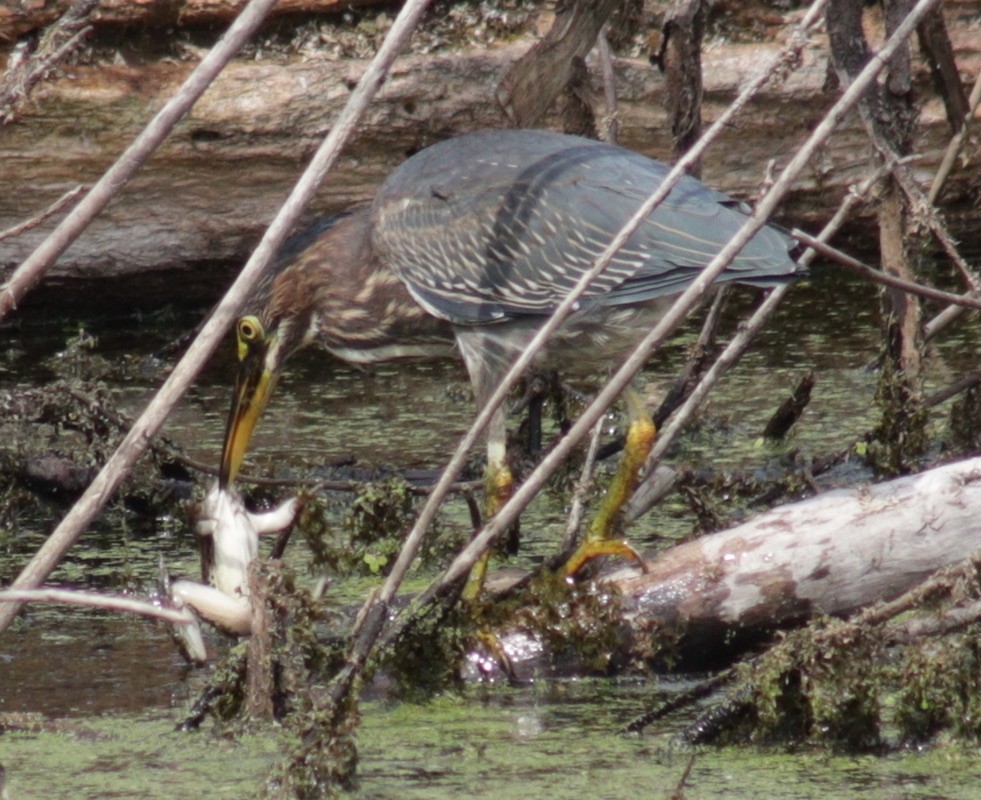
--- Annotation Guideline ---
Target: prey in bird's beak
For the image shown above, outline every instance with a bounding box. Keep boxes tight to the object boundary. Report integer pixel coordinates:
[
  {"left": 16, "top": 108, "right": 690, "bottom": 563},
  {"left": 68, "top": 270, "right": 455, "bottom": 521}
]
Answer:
[{"left": 220, "top": 315, "right": 280, "bottom": 488}]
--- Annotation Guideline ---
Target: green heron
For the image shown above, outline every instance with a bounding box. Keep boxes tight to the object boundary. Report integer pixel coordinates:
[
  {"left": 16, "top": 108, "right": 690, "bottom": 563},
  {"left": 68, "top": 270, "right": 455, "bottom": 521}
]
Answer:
[{"left": 220, "top": 129, "right": 801, "bottom": 574}]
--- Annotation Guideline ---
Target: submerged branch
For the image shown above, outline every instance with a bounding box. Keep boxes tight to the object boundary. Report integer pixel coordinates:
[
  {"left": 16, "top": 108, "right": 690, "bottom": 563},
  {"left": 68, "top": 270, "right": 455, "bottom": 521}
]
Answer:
[{"left": 0, "top": 588, "right": 190, "bottom": 624}]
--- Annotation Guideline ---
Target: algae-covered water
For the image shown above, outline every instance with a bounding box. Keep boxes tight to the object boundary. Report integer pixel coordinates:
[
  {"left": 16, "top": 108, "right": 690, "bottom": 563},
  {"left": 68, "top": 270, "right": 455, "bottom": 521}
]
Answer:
[
  {"left": 3, "top": 688, "right": 981, "bottom": 799},
  {"left": 2, "top": 266, "right": 980, "bottom": 797}
]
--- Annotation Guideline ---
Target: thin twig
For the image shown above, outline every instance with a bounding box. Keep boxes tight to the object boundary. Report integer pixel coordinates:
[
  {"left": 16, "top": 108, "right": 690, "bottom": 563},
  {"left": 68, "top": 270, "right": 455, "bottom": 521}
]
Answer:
[
  {"left": 852, "top": 65, "right": 981, "bottom": 331},
  {"left": 924, "top": 299, "right": 979, "bottom": 342},
  {"left": 624, "top": 283, "right": 790, "bottom": 523},
  {"left": 426, "top": 0, "right": 851, "bottom": 605},
  {"left": 668, "top": 753, "right": 698, "bottom": 800},
  {"left": 0, "top": 0, "right": 278, "bottom": 321},
  {"left": 0, "top": 0, "right": 281, "bottom": 634},
  {"left": 851, "top": 553, "right": 981, "bottom": 630},
  {"left": 562, "top": 416, "right": 606, "bottom": 550},
  {"left": 885, "top": 597, "right": 981, "bottom": 643},
  {"left": 656, "top": 284, "right": 730, "bottom": 425},
  {"left": 596, "top": 26, "right": 618, "bottom": 145},
  {"left": 48, "top": 382, "right": 481, "bottom": 495},
  {"left": 793, "top": 229, "right": 981, "bottom": 310},
  {"left": 176, "top": 450, "right": 482, "bottom": 496},
  {"left": 0, "top": 186, "right": 86, "bottom": 243},
  {"left": 0, "top": 588, "right": 190, "bottom": 625},
  {"left": 924, "top": 369, "right": 981, "bottom": 408},
  {"left": 625, "top": 156, "right": 899, "bottom": 520},
  {"left": 596, "top": 284, "right": 730, "bottom": 466},
  {"left": 261, "top": 474, "right": 483, "bottom": 496},
  {"left": 368, "top": 0, "right": 945, "bottom": 676},
  {"left": 918, "top": 68, "right": 981, "bottom": 340},
  {"left": 875, "top": 143, "right": 981, "bottom": 294},
  {"left": 0, "top": 0, "right": 98, "bottom": 125}
]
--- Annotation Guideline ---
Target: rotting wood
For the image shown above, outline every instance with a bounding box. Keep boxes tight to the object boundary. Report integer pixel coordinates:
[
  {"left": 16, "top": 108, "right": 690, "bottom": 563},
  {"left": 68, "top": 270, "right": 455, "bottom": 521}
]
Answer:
[
  {"left": 245, "top": 561, "right": 275, "bottom": 721},
  {"left": 657, "top": 0, "right": 706, "bottom": 167},
  {"left": 497, "top": 0, "right": 619, "bottom": 128}
]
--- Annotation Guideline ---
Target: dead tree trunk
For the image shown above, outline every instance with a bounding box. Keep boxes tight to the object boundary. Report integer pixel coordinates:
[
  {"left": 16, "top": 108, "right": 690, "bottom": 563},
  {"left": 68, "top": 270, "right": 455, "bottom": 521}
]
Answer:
[{"left": 826, "top": 0, "right": 940, "bottom": 474}]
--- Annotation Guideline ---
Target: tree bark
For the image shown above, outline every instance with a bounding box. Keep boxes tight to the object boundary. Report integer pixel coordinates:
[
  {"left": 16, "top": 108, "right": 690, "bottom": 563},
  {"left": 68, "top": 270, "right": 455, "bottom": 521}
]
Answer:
[
  {"left": 497, "top": 0, "right": 620, "bottom": 128},
  {"left": 657, "top": 0, "right": 706, "bottom": 168}
]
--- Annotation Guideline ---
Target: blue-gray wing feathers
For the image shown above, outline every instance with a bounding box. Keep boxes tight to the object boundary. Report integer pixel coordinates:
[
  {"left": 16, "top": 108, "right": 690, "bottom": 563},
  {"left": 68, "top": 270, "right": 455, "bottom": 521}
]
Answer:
[{"left": 370, "top": 130, "right": 800, "bottom": 325}]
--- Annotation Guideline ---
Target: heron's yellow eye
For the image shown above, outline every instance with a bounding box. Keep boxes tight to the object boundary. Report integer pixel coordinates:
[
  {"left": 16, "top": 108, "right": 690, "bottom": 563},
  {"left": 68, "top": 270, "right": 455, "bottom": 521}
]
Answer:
[
  {"left": 238, "top": 316, "right": 262, "bottom": 342},
  {"left": 236, "top": 315, "right": 264, "bottom": 361}
]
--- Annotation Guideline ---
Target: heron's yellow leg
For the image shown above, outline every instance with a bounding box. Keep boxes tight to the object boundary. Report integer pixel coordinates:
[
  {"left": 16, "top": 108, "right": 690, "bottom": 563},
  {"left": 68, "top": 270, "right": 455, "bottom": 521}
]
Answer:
[
  {"left": 462, "top": 457, "right": 514, "bottom": 600},
  {"left": 565, "top": 388, "right": 653, "bottom": 577}
]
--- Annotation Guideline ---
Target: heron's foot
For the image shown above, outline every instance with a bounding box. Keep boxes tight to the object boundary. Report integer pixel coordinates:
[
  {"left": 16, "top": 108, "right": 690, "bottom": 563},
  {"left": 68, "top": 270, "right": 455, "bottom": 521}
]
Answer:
[
  {"left": 462, "top": 461, "right": 515, "bottom": 600},
  {"left": 462, "top": 551, "right": 490, "bottom": 602},
  {"left": 568, "top": 388, "right": 654, "bottom": 577},
  {"left": 563, "top": 536, "right": 648, "bottom": 578}
]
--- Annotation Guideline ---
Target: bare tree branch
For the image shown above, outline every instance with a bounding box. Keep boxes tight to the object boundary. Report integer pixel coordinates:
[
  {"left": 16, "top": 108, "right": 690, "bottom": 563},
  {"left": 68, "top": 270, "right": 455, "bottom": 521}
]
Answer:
[
  {"left": 0, "top": 588, "right": 190, "bottom": 625},
  {"left": 793, "top": 229, "right": 981, "bottom": 310},
  {"left": 334, "top": 0, "right": 836, "bottom": 717}
]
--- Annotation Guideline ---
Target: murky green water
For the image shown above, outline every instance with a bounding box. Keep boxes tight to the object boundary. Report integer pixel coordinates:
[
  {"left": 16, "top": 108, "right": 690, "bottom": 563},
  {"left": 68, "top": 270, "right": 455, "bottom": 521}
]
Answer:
[
  {"left": 1, "top": 265, "right": 979, "bottom": 797},
  {"left": 2, "top": 689, "right": 980, "bottom": 799}
]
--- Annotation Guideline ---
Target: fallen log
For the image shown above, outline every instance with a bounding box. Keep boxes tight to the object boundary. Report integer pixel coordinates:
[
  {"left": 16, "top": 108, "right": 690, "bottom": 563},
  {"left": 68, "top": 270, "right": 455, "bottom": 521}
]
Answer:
[
  {"left": 1, "top": 1, "right": 978, "bottom": 308},
  {"left": 475, "top": 456, "right": 981, "bottom": 677}
]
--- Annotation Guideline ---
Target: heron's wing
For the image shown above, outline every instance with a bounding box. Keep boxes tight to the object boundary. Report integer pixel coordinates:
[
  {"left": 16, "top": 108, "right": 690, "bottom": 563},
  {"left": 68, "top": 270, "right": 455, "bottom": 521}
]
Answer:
[{"left": 371, "top": 130, "right": 798, "bottom": 324}]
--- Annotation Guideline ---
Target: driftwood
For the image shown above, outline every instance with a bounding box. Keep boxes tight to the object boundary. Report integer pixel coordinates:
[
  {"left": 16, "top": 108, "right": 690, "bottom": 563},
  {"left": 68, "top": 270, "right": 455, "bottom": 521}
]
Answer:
[
  {"left": 1, "top": 1, "right": 979, "bottom": 301},
  {"left": 478, "top": 456, "right": 981, "bottom": 677}
]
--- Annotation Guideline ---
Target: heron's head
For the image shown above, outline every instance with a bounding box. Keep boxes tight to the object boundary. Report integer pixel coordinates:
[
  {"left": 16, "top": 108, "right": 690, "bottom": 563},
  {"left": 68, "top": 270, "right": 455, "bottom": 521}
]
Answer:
[
  {"left": 218, "top": 208, "right": 417, "bottom": 486},
  {"left": 219, "top": 311, "right": 296, "bottom": 487},
  {"left": 219, "top": 251, "right": 327, "bottom": 487}
]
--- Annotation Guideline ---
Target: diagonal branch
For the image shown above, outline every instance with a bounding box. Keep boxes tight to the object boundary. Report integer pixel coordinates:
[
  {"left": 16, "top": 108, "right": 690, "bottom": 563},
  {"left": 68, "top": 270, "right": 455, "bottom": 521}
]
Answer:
[
  {"left": 0, "top": 0, "right": 276, "bottom": 322},
  {"left": 793, "top": 230, "right": 981, "bottom": 310},
  {"left": 429, "top": 0, "right": 940, "bottom": 595}
]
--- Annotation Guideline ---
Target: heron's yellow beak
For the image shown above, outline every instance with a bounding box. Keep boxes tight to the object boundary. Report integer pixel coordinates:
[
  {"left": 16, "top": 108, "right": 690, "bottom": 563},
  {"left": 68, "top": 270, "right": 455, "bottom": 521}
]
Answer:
[{"left": 219, "top": 316, "right": 280, "bottom": 487}]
